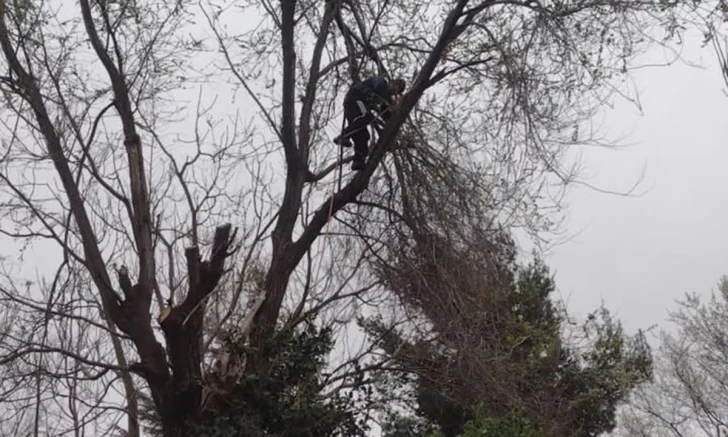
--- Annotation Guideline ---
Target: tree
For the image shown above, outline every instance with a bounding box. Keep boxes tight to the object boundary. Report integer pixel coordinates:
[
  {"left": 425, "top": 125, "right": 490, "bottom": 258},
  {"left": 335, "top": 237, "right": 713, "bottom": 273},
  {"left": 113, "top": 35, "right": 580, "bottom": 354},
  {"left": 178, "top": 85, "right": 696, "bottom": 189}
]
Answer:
[
  {"left": 364, "top": 241, "right": 651, "bottom": 437},
  {"left": 614, "top": 277, "right": 728, "bottom": 437},
  {"left": 354, "top": 121, "right": 651, "bottom": 436},
  {"left": 0, "top": 0, "right": 703, "bottom": 436}
]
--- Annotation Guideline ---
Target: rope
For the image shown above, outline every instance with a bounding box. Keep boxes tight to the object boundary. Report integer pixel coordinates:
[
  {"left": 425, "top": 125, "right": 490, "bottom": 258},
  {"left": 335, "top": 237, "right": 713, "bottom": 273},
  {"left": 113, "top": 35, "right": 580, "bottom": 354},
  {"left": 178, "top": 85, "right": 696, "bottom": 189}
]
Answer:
[
  {"left": 338, "top": 116, "right": 345, "bottom": 191},
  {"left": 310, "top": 121, "right": 346, "bottom": 295},
  {"left": 309, "top": 96, "right": 384, "bottom": 302}
]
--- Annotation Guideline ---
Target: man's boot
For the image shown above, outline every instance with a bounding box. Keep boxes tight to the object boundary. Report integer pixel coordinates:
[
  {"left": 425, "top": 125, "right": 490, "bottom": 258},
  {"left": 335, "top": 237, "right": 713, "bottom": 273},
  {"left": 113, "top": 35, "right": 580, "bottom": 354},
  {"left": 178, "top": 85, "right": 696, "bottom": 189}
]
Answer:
[{"left": 333, "top": 135, "right": 352, "bottom": 148}]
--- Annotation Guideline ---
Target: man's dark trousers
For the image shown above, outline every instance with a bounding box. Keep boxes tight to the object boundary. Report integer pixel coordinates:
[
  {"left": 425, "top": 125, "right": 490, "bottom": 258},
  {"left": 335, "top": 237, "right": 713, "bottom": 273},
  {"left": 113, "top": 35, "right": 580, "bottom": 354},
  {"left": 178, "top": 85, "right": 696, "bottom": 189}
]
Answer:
[{"left": 340, "top": 96, "right": 374, "bottom": 167}]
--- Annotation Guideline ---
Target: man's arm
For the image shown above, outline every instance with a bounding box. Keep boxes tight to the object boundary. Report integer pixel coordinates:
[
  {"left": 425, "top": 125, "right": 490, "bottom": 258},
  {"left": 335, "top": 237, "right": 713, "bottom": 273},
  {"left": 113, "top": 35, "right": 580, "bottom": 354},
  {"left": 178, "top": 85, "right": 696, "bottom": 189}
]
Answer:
[
  {"left": 378, "top": 103, "right": 392, "bottom": 121},
  {"left": 378, "top": 91, "right": 402, "bottom": 122}
]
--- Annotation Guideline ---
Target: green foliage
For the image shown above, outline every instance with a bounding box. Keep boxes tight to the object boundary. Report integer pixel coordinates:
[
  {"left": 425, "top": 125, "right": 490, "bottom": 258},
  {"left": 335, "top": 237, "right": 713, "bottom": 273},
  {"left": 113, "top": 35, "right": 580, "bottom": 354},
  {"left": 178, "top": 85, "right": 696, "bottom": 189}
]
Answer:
[
  {"left": 382, "top": 416, "right": 442, "bottom": 437},
  {"left": 139, "top": 323, "right": 367, "bottom": 437},
  {"left": 383, "top": 410, "right": 544, "bottom": 437},
  {"left": 3, "top": 0, "right": 39, "bottom": 28},
  {"left": 368, "top": 256, "right": 652, "bottom": 437},
  {"left": 137, "top": 392, "right": 163, "bottom": 437},
  {"left": 558, "top": 308, "right": 652, "bottom": 436},
  {"left": 197, "top": 323, "right": 366, "bottom": 437},
  {"left": 462, "top": 411, "right": 543, "bottom": 437}
]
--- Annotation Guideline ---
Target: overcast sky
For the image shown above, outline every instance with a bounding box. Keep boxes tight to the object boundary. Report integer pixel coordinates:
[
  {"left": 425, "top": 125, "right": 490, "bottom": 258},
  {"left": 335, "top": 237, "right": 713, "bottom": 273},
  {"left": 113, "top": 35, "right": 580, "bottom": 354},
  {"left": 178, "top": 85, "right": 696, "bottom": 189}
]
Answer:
[{"left": 545, "top": 30, "right": 728, "bottom": 336}]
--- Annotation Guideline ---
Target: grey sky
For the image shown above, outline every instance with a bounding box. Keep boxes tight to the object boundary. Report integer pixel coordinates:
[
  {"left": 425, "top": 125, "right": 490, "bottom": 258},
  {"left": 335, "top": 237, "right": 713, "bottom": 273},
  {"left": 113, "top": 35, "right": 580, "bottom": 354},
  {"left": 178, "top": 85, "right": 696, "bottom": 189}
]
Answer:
[{"left": 546, "top": 30, "right": 728, "bottom": 335}]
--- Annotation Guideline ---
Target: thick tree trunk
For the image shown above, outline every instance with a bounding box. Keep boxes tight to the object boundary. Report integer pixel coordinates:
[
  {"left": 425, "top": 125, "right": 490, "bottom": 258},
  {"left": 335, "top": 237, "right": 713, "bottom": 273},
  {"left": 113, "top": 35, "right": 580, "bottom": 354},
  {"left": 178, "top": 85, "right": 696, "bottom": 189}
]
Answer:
[
  {"left": 247, "top": 254, "right": 296, "bottom": 373},
  {"left": 158, "top": 391, "right": 201, "bottom": 437},
  {"left": 152, "top": 225, "right": 235, "bottom": 437}
]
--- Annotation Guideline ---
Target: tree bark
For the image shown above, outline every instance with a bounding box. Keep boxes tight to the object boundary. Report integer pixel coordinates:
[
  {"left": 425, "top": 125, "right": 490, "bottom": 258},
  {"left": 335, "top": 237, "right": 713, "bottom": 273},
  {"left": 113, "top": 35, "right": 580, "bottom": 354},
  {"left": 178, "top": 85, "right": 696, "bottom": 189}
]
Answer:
[{"left": 155, "top": 225, "right": 236, "bottom": 435}]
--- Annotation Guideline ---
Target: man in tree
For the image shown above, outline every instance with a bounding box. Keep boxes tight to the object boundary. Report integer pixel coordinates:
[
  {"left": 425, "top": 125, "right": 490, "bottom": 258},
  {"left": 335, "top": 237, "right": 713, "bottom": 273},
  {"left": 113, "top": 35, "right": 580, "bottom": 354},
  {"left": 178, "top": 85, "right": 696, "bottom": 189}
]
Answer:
[{"left": 333, "top": 76, "right": 406, "bottom": 170}]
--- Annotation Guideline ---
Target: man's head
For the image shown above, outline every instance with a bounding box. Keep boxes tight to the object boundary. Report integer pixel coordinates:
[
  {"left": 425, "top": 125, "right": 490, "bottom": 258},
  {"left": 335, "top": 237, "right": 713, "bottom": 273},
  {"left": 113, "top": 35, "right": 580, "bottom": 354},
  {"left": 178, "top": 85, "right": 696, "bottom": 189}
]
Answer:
[{"left": 389, "top": 78, "right": 406, "bottom": 95}]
